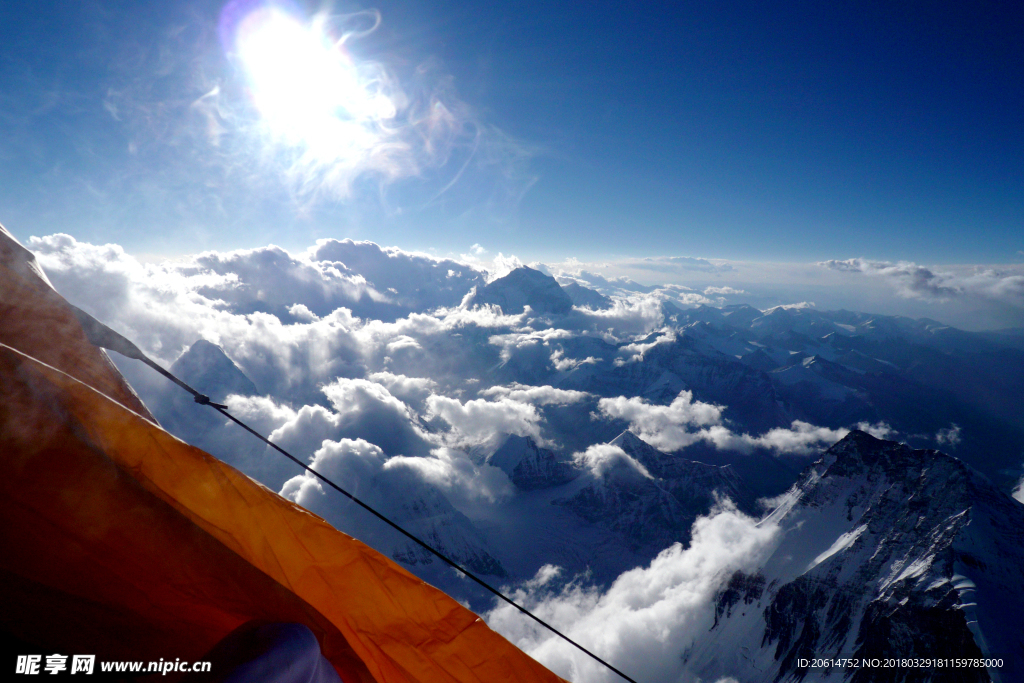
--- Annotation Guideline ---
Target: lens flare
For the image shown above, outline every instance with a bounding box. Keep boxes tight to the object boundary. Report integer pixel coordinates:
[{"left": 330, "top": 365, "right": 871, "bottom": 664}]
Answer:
[
  {"left": 233, "top": 5, "right": 397, "bottom": 164},
  {"left": 217, "top": 1, "right": 513, "bottom": 206}
]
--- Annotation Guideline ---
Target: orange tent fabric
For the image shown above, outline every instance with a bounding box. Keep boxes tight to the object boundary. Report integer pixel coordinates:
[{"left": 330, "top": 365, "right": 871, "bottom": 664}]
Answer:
[
  {"left": 0, "top": 226, "right": 567, "bottom": 683},
  {"left": 0, "top": 225, "right": 153, "bottom": 421}
]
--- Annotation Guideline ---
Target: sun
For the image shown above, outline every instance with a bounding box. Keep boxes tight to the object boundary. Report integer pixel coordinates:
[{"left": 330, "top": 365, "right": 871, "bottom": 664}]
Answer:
[{"left": 233, "top": 6, "right": 395, "bottom": 158}]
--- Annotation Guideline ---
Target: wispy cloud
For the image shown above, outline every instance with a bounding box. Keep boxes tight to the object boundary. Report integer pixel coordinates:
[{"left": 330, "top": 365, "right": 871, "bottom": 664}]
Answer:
[
  {"left": 935, "top": 423, "right": 962, "bottom": 447},
  {"left": 819, "top": 258, "right": 1024, "bottom": 307},
  {"left": 624, "top": 256, "right": 735, "bottom": 275}
]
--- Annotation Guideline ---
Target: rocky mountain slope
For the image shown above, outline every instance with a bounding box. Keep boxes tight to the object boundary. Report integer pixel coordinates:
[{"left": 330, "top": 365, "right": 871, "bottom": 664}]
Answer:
[{"left": 685, "top": 431, "right": 1024, "bottom": 683}]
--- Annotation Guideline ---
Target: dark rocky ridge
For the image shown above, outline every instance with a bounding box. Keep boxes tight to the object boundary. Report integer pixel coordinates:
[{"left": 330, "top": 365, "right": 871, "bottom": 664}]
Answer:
[
  {"left": 694, "top": 431, "right": 1024, "bottom": 682},
  {"left": 488, "top": 435, "right": 579, "bottom": 490}
]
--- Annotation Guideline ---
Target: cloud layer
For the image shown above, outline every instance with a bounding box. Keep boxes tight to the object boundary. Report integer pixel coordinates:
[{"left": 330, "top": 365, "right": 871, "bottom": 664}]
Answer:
[
  {"left": 27, "top": 231, "right": 1019, "bottom": 683},
  {"left": 487, "top": 504, "right": 779, "bottom": 683},
  {"left": 599, "top": 391, "right": 848, "bottom": 456},
  {"left": 820, "top": 258, "right": 1024, "bottom": 308}
]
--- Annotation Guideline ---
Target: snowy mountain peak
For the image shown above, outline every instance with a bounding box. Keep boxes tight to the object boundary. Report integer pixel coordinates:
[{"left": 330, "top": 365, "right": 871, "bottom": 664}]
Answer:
[
  {"left": 554, "top": 432, "right": 757, "bottom": 553},
  {"left": 560, "top": 281, "right": 613, "bottom": 310},
  {"left": 487, "top": 434, "right": 579, "bottom": 490},
  {"left": 170, "top": 339, "right": 258, "bottom": 402},
  {"left": 608, "top": 428, "right": 645, "bottom": 450},
  {"left": 610, "top": 430, "right": 750, "bottom": 506},
  {"left": 689, "top": 432, "right": 1024, "bottom": 682},
  {"left": 470, "top": 267, "right": 573, "bottom": 315},
  {"left": 819, "top": 429, "right": 961, "bottom": 481}
]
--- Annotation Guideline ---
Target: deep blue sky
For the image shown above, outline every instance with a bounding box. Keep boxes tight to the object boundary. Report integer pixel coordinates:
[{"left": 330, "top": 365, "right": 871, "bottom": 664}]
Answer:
[{"left": 1, "top": 0, "right": 1021, "bottom": 263}]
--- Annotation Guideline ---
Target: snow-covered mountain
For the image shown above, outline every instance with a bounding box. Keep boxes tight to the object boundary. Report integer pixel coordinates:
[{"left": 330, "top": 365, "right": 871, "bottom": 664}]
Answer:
[
  {"left": 554, "top": 431, "right": 756, "bottom": 553},
  {"left": 469, "top": 266, "right": 574, "bottom": 315},
  {"left": 330, "top": 477, "right": 510, "bottom": 580},
  {"left": 488, "top": 435, "right": 579, "bottom": 490},
  {"left": 686, "top": 431, "right": 1024, "bottom": 682},
  {"left": 561, "top": 281, "right": 613, "bottom": 310},
  {"left": 151, "top": 340, "right": 261, "bottom": 440},
  {"left": 171, "top": 339, "right": 258, "bottom": 401},
  {"left": 543, "top": 303, "right": 1024, "bottom": 492},
  {"left": 611, "top": 430, "right": 754, "bottom": 517}
]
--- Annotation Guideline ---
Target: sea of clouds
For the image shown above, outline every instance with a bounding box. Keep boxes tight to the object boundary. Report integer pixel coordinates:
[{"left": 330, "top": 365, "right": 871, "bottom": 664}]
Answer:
[{"left": 30, "top": 232, "right": 1011, "bottom": 682}]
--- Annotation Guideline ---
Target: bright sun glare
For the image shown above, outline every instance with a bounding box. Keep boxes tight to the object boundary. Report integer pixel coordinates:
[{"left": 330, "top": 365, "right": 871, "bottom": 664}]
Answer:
[{"left": 235, "top": 8, "right": 396, "bottom": 159}]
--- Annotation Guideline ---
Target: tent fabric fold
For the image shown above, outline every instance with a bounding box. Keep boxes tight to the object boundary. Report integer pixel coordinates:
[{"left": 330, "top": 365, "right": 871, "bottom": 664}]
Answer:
[
  {"left": 0, "top": 226, "right": 566, "bottom": 683},
  {"left": 0, "top": 224, "right": 154, "bottom": 421}
]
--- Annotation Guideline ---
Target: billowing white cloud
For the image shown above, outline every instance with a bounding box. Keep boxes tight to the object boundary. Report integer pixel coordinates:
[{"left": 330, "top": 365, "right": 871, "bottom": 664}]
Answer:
[
  {"left": 222, "top": 378, "right": 436, "bottom": 474},
  {"left": 187, "top": 243, "right": 387, "bottom": 315},
  {"left": 488, "top": 253, "right": 526, "bottom": 282},
  {"left": 281, "top": 438, "right": 389, "bottom": 506},
  {"left": 32, "top": 234, "right": 853, "bottom": 465},
  {"left": 280, "top": 437, "right": 514, "bottom": 571},
  {"left": 648, "top": 286, "right": 715, "bottom": 308},
  {"left": 761, "top": 301, "right": 815, "bottom": 312},
  {"left": 479, "top": 383, "right": 590, "bottom": 406},
  {"left": 385, "top": 447, "right": 514, "bottom": 507},
  {"left": 855, "top": 421, "right": 895, "bottom": 440},
  {"left": 614, "top": 329, "right": 675, "bottom": 365},
  {"left": 486, "top": 503, "right": 779, "bottom": 683},
  {"left": 29, "top": 234, "right": 553, "bottom": 410},
  {"left": 555, "top": 269, "right": 719, "bottom": 309},
  {"left": 425, "top": 394, "right": 542, "bottom": 445},
  {"left": 488, "top": 329, "right": 574, "bottom": 363},
  {"left": 550, "top": 348, "right": 598, "bottom": 371},
  {"left": 281, "top": 436, "right": 513, "bottom": 512},
  {"left": 597, "top": 391, "right": 724, "bottom": 450},
  {"left": 440, "top": 301, "right": 530, "bottom": 329},
  {"left": 367, "top": 371, "right": 438, "bottom": 405},
  {"left": 599, "top": 391, "right": 847, "bottom": 456},
  {"left": 700, "top": 421, "right": 850, "bottom": 456},
  {"left": 29, "top": 235, "right": 379, "bottom": 392},
  {"left": 309, "top": 239, "right": 486, "bottom": 312},
  {"left": 820, "top": 258, "right": 960, "bottom": 299},
  {"left": 554, "top": 269, "right": 655, "bottom": 295},
  {"left": 563, "top": 295, "right": 669, "bottom": 336},
  {"left": 573, "top": 443, "right": 652, "bottom": 479},
  {"left": 226, "top": 394, "right": 299, "bottom": 435},
  {"left": 288, "top": 303, "right": 320, "bottom": 322}
]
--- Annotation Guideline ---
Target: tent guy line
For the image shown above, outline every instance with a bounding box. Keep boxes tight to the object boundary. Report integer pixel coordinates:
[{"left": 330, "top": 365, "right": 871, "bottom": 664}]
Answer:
[{"left": 70, "top": 305, "right": 641, "bottom": 683}]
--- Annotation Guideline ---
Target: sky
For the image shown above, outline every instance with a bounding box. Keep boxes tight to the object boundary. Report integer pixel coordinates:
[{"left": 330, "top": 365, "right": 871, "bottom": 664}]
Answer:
[{"left": 1, "top": 0, "right": 1022, "bottom": 326}]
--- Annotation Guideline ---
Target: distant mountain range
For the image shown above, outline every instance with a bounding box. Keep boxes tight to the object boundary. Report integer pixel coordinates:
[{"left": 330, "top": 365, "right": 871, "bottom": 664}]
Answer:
[{"left": 93, "top": 256, "right": 1023, "bottom": 681}]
